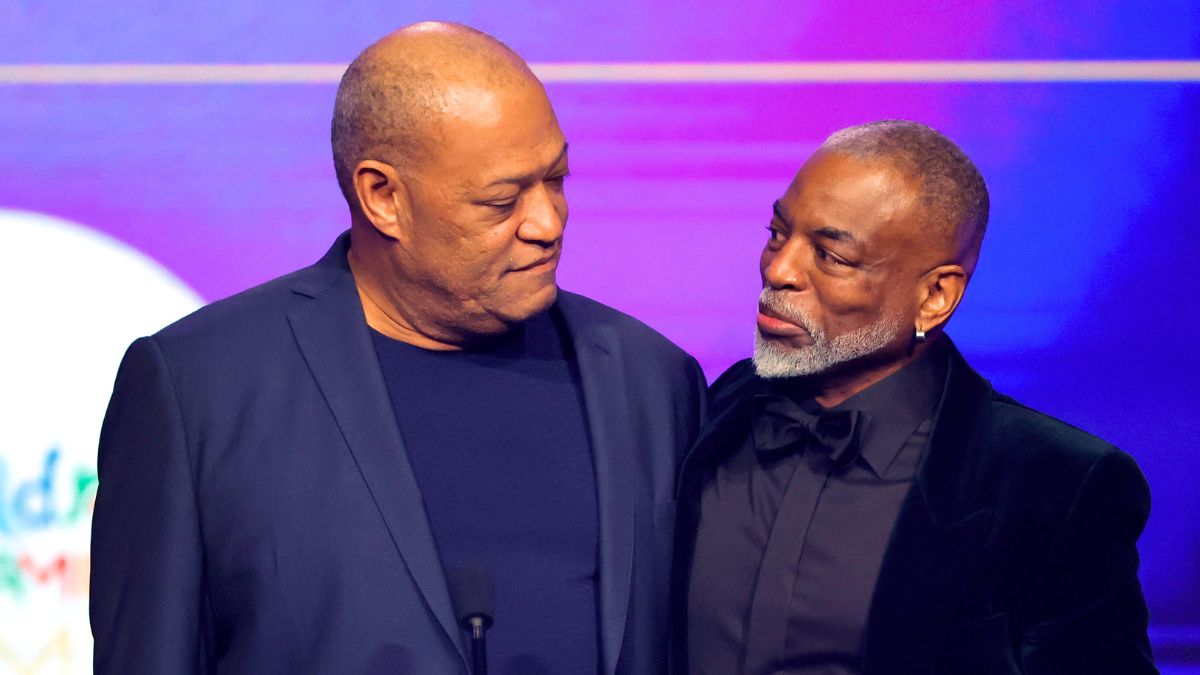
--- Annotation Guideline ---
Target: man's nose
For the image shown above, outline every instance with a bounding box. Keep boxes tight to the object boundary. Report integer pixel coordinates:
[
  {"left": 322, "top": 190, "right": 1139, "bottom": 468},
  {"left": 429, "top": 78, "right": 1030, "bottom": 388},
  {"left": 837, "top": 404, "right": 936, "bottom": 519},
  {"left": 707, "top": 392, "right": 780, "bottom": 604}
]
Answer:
[
  {"left": 762, "top": 246, "right": 809, "bottom": 291},
  {"left": 517, "top": 184, "right": 565, "bottom": 245}
]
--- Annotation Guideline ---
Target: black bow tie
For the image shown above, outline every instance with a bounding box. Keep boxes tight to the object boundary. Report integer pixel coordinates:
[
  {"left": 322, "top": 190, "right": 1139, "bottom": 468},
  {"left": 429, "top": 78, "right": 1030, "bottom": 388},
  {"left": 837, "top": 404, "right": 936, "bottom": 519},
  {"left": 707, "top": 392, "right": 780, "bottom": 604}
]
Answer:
[{"left": 751, "top": 394, "right": 865, "bottom": 468}]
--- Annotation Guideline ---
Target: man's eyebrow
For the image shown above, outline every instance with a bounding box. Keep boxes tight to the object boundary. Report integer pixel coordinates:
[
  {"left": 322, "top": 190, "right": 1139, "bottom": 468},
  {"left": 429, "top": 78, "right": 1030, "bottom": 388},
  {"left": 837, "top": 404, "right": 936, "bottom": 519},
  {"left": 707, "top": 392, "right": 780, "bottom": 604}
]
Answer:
[
  {"left": 813, "top": 226, "right": 860, "bottom": 245},
  {"left": 484, "top": 142, "right": 569, "bottom": 188},
  {"left": 772, "top": 200, "right": 791, "bottom": 227},
  {"left": 774, "top": 200, "right": 860, "bottom": 245}
]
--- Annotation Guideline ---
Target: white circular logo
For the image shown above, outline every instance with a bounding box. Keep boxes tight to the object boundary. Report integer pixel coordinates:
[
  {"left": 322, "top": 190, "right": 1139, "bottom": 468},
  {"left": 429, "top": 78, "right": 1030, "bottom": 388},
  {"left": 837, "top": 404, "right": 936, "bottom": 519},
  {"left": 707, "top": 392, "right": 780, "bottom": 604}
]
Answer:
[{"left": 0, "top": 209, "right": 202, "bottom": 674}]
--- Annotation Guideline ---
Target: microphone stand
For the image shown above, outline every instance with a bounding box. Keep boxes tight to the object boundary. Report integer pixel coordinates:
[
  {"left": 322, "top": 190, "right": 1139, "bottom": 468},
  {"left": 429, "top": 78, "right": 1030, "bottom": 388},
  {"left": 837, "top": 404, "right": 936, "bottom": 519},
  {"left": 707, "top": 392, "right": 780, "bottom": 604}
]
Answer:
[
  {"left": 466, "top": 614, "right": 489, "bottom": 675},
  {"left": 448, "top": 565, "right": 493, "bottom": 675}
]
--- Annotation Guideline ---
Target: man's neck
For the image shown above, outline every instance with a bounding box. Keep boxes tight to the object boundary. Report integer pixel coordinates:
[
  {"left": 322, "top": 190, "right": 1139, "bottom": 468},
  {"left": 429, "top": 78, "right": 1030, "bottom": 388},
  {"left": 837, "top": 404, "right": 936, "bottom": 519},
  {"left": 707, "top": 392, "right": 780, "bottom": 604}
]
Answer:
[{"left": 347, "top": 243, "right": 466, "bottom": 352}]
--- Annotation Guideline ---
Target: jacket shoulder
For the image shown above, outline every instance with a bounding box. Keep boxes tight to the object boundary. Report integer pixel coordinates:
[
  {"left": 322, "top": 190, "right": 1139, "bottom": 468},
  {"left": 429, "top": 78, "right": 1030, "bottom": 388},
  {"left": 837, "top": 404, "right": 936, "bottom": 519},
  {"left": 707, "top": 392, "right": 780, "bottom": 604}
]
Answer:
[
  {"left": 151, "top": 263, "right": 327, "bottom": 352},
  {"left": 985, "top": 392, "right": 1123, "bottom": 467},
  {"left": 979, "top": 390, "right": 1149, "bottom": 527},
  {"left": 557, "top": 290, "right": 696, "bottom": 366},
  {"left": 705, "top": 358, "right": 759, "bottom": 417}
]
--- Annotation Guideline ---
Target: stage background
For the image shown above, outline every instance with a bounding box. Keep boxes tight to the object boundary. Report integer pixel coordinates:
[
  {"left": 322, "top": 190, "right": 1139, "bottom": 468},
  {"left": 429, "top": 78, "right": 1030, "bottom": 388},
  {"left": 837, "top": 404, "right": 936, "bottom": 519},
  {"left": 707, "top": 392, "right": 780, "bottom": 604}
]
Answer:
[{"left": 1, "top": 1, "right": 1197, "bottom": 672}]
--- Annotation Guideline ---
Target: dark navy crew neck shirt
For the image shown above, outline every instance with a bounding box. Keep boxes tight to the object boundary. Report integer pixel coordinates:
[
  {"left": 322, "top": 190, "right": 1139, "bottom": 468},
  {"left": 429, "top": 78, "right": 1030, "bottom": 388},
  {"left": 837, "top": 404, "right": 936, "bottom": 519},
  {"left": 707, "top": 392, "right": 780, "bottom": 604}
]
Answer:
[{"left": 370, "top": 310, "right": 599, "bottom": 675}]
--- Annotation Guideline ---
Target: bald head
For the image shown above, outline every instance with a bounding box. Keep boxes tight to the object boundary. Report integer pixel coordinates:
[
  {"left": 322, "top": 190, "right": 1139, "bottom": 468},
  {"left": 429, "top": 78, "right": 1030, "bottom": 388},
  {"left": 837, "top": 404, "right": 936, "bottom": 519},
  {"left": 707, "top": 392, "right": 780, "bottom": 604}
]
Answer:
[
  {"left": 330, "top": 22, "right": 544, "bottom": 211},
  {"left": 819, "top": 120, "right": 989, "bottom": 274}
]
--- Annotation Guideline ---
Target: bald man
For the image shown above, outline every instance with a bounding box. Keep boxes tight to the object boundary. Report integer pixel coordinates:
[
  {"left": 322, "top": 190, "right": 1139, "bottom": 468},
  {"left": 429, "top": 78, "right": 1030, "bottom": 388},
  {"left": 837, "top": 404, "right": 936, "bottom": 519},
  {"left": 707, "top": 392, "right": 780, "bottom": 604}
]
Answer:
[
  {"left": 91, "top": 23, "right": 704, "bottom": 674},
  {"left": 674, "top": 121, "right": 1155, "bottom": 674}
]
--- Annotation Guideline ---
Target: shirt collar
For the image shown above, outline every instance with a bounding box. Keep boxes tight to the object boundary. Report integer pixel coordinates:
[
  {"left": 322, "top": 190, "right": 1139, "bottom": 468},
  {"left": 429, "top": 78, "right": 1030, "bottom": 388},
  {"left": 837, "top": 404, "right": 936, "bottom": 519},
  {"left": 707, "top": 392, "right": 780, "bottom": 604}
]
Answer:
[{"left": 768, "top": 340, "right": 949, "bottom": 477}]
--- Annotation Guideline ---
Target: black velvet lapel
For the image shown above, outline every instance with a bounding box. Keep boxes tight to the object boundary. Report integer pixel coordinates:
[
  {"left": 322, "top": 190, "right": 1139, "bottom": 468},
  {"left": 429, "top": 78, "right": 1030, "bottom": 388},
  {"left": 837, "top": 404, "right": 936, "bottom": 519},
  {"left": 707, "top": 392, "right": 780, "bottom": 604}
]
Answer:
[{"left": 862, "top": 340, "right": 996, "bottom": 675}]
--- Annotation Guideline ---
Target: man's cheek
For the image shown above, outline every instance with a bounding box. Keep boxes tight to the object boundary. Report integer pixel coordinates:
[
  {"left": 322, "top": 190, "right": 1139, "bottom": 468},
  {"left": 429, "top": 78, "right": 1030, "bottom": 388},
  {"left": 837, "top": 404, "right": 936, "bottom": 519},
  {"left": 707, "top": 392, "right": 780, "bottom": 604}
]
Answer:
[
  {"left": 822, "top": 306, "right": 873, "bottom": 337},
  {"left": 815, "top": 283, "right": 876, "bottom": 316}
]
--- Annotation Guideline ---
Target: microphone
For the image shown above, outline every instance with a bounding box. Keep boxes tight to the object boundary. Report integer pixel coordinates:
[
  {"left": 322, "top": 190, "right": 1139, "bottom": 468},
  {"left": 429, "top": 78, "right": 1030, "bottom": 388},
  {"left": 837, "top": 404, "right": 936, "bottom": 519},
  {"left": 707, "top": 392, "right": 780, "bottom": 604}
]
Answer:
[{"left": 447, "top": 565, "right": 494, "bottom": 675}]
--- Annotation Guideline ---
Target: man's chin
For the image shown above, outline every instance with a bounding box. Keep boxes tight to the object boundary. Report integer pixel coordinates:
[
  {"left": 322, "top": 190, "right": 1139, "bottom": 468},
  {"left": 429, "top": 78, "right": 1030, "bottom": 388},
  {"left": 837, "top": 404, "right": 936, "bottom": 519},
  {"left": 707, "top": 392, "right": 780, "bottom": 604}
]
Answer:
[
  {"left": 493, "top": 283, "right": 558, "bottom": 327},
  {"left": 523, "top": 282, "right": 559, "bottom": 316},
  {"left": 754, "top": 331, "right": 817, "bottom": 379}
]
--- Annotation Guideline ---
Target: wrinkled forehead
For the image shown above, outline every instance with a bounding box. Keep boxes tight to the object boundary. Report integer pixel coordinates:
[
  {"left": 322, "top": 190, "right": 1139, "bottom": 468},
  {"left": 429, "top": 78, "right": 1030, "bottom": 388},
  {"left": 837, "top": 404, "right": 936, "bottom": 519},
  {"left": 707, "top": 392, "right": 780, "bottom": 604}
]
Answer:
[
  {"left": 416, "top": 81, "right": 566, "bottom": 186},
  {"left": 786, "top": 153, "right": 920, "bottom": 226}
]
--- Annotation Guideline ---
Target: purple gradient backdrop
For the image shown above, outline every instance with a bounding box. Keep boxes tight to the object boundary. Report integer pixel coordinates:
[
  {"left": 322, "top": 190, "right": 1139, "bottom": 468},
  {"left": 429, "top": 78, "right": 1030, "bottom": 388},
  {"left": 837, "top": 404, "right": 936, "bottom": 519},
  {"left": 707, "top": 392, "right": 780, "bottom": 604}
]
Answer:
[{"left": 2, "top": 0, "right": 1198, "bottom": 665}]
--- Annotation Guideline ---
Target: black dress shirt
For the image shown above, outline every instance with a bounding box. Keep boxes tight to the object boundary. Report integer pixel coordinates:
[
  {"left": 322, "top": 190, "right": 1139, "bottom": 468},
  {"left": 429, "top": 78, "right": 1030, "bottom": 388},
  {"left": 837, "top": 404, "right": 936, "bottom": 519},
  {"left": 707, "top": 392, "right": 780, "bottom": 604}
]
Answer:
[{"left": 688, "top": 344, "right": 948, "bottom": 675}]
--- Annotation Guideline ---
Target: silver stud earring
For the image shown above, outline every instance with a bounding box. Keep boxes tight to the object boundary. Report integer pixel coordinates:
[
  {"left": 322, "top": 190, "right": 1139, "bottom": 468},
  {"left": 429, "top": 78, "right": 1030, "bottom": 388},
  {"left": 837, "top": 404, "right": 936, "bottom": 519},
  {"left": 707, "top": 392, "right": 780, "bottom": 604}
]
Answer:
[{"left": 914, "top": 328, "right": 927, "bottom": 343}]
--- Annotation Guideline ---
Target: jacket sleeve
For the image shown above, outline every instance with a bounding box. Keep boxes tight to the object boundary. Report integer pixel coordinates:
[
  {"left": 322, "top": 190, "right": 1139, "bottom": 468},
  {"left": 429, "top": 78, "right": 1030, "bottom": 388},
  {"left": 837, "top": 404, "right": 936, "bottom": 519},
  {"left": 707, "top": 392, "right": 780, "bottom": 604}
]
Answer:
[
  {"left": 90, "top": 336, "right": 212, "bottom": 674},
  {"left": 1019, "top": 449, "right": 1157, "bottom": 674}
]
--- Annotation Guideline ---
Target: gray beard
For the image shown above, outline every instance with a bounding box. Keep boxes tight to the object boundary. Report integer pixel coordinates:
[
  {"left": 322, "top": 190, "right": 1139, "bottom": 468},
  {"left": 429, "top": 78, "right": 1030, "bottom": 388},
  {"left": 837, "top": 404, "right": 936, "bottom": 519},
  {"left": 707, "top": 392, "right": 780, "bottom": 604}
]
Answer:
[{"left": 752, "top": 288, "right": 905, "bottom": 379}]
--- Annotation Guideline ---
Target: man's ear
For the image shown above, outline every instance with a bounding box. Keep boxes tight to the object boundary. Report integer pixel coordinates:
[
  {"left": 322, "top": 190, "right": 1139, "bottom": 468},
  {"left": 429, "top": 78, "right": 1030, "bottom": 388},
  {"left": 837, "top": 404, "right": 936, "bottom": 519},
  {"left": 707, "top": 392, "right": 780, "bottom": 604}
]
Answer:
[
  {"left": 352, "top": 160, "right": 411, "bottom": 241},
  {"left": 914, "top": 264, "right": 968, "bottom": 336}
]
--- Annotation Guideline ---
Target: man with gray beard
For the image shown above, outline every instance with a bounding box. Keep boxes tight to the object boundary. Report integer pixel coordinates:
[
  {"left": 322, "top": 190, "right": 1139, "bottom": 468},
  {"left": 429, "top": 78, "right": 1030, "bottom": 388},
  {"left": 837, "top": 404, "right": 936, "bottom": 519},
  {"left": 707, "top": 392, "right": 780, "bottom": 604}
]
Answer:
[{"left": 673, "top": 120, "right": 1156, "bottom": 675}]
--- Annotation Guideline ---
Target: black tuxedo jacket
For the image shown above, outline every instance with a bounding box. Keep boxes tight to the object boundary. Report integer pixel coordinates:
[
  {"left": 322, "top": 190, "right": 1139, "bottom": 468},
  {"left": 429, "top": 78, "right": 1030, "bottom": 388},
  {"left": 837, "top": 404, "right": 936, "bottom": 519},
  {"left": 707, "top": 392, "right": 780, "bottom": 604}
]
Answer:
[
  {"left": 673, "top": 339, "right": 1156, "bottom": 674},
  {"left": 91, "top": 233, "right": 706, "bottom": 674}
]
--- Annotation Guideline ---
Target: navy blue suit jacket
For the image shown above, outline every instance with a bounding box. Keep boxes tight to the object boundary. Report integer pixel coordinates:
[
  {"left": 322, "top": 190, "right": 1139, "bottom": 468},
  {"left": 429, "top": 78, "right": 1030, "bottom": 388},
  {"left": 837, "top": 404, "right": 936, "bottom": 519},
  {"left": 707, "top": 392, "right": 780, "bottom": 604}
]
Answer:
[{"left": 91, "top": 234, "right": 706, "bottom": 674}]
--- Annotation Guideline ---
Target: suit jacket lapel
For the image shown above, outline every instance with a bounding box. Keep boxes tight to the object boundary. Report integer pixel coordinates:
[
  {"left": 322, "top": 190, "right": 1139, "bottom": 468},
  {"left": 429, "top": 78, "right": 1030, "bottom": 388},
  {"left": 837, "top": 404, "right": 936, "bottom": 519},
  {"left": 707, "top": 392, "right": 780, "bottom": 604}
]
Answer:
[
  {"left": 287, "top": 237, "right": 467, "bottom": 668},
  {"left": 670, "top": 362, "right": 763, "bottom": 673},
  {"left": 863, "top": 340, "right": 996, "bottom": 675},
  {"left": 675, "top": 360, "right": 764, "bottom": 508},
  {"left": 556, "top": 295, "right": 636, "bottom": 675}
]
